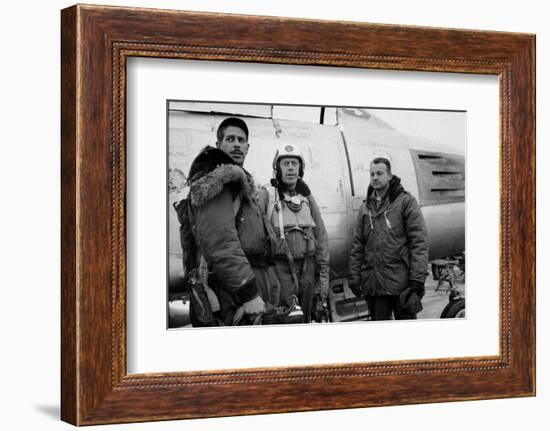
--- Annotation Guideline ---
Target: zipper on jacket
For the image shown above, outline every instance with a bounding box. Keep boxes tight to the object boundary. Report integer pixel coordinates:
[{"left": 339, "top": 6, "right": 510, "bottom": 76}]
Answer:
[
  {"left": 368, "top": 210, "right": 374, "bottom": 229},
  {"left": 384, "top": 210, "right": 392, "bottom": 229}
]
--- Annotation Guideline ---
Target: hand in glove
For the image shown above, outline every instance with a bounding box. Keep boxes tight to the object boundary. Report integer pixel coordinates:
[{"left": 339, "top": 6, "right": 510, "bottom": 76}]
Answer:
[
  {"left": 399, "top": 287, "right": 423, "bottom": 314},
  {"left": 349, "top": 283, "right": 362, "bottom": 298},
  {"left": 408, "top": 280, "right": 425, "bottom": 299}
]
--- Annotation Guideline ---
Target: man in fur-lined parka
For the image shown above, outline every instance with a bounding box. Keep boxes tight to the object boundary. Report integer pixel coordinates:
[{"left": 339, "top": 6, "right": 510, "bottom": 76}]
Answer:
[{"left": 186, "top": 117, "right": 281, "bottom": 325}]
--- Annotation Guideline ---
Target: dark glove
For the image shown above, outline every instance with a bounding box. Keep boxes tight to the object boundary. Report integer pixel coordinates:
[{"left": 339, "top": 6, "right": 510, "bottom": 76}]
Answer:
[
  {"left": 399, "top": 287, "right": 423, "bottom": 315},
  {"left": 408, "top": 280, "right": 425, "bottom": 299},
  {"left": 181, "top": 268, "right": 197, "bottom": 293},
  {"left": 349, "top": 283, "right": 362, "bottom": 297}
]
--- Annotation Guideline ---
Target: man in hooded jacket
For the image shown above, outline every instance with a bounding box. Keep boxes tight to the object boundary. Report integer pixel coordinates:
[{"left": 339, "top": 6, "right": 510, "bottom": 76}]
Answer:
[
  {"left": 348, "top": 157, "right": 429, "bottom": 320},
  {"left": 181, "top": 117, "right": 281, "bottom": 326}
]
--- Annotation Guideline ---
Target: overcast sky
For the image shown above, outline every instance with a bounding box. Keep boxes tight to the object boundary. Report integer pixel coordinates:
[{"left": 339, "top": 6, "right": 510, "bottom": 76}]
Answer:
[{"left": 371, "top": 108, "right": 465, "bottom": 152}]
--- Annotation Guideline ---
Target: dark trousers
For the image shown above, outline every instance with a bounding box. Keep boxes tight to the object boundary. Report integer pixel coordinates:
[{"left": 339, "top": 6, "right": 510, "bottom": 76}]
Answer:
[{"left": 365, "top": 295, "right": 417, "bottom": 321}]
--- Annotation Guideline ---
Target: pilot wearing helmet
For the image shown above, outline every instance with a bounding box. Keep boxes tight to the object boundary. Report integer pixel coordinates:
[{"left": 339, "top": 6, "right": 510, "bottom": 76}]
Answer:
[{"left": 257, "top": 143, "right": 330, "bottom": 322}]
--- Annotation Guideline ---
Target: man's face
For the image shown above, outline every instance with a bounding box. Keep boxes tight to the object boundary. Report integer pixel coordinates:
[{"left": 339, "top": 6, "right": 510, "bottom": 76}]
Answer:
[
  {"left": 370, "top": 162, "right": 392, "bottom": 190},
  {"left": 279, "top": 157, "right": 300, "bottom": 186},
  {"left": 217, "top": 126, "right": 249, "bottom": 166}
]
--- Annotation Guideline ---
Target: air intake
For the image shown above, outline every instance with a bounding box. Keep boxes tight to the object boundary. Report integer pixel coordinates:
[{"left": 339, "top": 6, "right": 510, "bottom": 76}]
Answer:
[{"left": 410, "top": 150, "right": 465, "bottom": 206}]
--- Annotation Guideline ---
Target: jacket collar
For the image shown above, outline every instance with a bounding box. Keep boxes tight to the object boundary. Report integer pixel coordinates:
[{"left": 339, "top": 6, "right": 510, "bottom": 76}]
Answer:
[
  {"left": 187, "top": 146, "right": 237, "bottom": 183},
  {"left": 366, "top": 175, "right": 405, "bottom": 214},
  {"left": 270, "top": 177, "right": 311, "bottom": 200},
  {"left": 366, "top": 175, "right": 404, "bottom": 203},
  {"left": 188, "top": 146, "right": 254, "bottom": 207}
]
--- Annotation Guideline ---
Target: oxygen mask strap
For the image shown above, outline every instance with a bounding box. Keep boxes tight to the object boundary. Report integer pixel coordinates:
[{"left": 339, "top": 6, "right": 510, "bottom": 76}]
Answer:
[
  {"left": 285, "top": 199, "right": 303, "bottom": 212},
  {"left": 274, "top": 186, "right": 285, "bottom": 240},
  {"left": 281, "top": 192, "right": 303, "bottom": 212}
]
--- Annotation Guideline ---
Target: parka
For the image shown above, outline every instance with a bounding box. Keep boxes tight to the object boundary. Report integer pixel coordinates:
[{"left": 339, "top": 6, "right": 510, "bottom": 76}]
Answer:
[
  {"left": 185, "top": 146, "right": 280, "bottom": 319},
  {"left": 348, "top": 175, "right": 429, "bottom": 297}
]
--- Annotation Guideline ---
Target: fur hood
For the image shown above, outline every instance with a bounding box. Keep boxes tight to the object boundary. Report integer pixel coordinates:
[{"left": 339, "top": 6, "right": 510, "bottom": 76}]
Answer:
[
  {"left": 366, "top": 175, "right": 405, "bottom": 203},
  {"left": 188, "top": 146, "right": 255, "bottom": 207}
]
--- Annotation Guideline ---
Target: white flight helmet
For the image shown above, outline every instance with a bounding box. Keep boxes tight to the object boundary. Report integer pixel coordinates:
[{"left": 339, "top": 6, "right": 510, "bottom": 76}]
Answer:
[{"left": 272, "top": 143, "right": 305, "bottom": 178}]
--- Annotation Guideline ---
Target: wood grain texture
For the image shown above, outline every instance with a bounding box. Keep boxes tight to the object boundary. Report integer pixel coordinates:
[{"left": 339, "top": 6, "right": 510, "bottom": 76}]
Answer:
[
  {"left": 60, "top": 4, "right": 536, "bottom": 425},
  {"left": 60, "top": 5, "right": 78, "bottom": 425}
]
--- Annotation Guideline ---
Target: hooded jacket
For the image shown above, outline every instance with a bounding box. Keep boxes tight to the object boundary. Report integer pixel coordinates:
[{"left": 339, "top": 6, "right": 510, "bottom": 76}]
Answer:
[
  {"left": 186, "top": 146, "right": 276, "bottom": 306},
  {"left": 348, "top": 175, "right": 429, "bottom": 296}
]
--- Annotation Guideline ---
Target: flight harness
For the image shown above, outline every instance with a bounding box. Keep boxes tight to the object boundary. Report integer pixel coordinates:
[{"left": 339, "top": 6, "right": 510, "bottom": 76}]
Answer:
[{"left": 270, "top": 186, "right": 315, "bottom": 323}]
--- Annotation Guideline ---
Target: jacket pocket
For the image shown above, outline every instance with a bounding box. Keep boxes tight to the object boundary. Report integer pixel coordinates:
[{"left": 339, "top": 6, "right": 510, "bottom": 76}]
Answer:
[
  {"left": 361, "top": 250, "right": 376, "bottom": 269},
  {"left": 238, "top": 204, "right": 268, "bottom": 256}
]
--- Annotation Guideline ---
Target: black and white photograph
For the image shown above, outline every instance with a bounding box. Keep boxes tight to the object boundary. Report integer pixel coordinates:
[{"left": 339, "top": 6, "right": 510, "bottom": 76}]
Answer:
[{"left": 167, "top": 101, "right": 466, "bottom": 328}]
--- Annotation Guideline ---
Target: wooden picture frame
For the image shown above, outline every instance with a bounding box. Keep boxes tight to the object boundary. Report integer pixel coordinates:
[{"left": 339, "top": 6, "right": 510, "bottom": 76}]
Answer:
[{"left": 61, "top": 4, "right": 535, "bottom": 425}]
